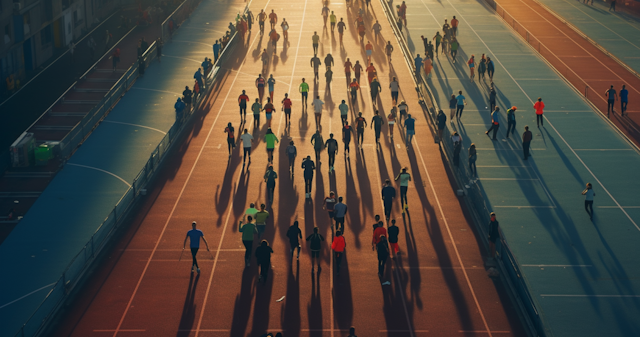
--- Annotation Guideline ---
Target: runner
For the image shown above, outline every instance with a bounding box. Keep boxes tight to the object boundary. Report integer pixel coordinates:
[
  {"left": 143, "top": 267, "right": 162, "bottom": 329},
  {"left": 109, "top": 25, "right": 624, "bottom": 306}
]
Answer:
[
  {"left": 506, "top": 106, "right": 516, "bottom": 139},
  {"left": 605, "top": 85, "right": 617, "bottom": 117},
  {"left": 261, "top": 48, "right": 269, "bottom": 70},
  {"left": 299, "top": 78, "right": 309, "bottom": 108},
  {"left": 414, "top": 54, "right": 423, "bottom": 79},
  {"left": 442, "top": 19, "right": 450, "bottom": 37},
  {"left": 310, "top": 54, "right": 322, "bottom": 80},
  {"left": 339, "top": 99, "right": 349, "bottom": 126},
  {"left": 381, "top": 179, "right": 396, "bottom": 222},
  {"left": 370, "top": 77, "right": 381, "bottom": 105},
  {"left": 332, "top": 230, "right": 346, "bottom": 275},
  {"left": 357, "top": 19, "right": 366, "bottom": 42},
  {"left": 467, "top": 55, "right": 475, "bottom": 81},
  {"left": 405, "top": 114, "right": 416, "bottom": 146},
  {"left": 302, "top": 156, "right": 316, "bottom": 198},
  {"left": 451, "top": 16, "right": 459, "bottom": 36},
  {"left": 238, "top": 90, "right": 249, "bottom": 121},
  {"left": 372, "top": 220, "right": 387, "bottom": 247},
  {"left": 334, "top": 197, "right": 348, "bottom": 232},
  {"left": 398, "top": 100, "right": 409, "bottom": 122},
  {"left": 330, "top": 11, "right": 337, "bottom": 31},
  {"left": 255, "top": 203, "right": 270, "bottom": 238},
  {"left": 325, "top": 134, "right": 338, "bottom": 172},
  {"left": 487, "top": 213, "right": 499, "bottom": 258},
  {"left": 323, "top": 191, "right": 337, "bottom": 226},
  {"left": 487, "top": 57, "right": 495, "bottom": 80},
  {"left": 312, "top": 31, "right": 320, "bottom": 55},
  {"left": 245, "top": 203, "right": 258, "bottom": 220},
  {"left": 355, "top": 112, "right": 367, "bottom": 148},
  {"left": 372, "top": 20, "right": 382, "bottom": 41},
  {"left": 282, "top": 93, "right": 293, "bottom": 125},
  {"left": 264, "top": 165, "right": 278, "bottom": 208},
  {"left": 255, "top": 240, "right": 273, "bottom": 284},
  {"left": 398, "top": 1, "right": 407, "bottom": 26},
  {"left": 269, "top": 28, "right": 279, "bottom": 51},
  {"left": 455, "top": 90, "right": 466, "bottom": 119},
  {"left": 433, "top": 31, "right": 442, "bottom": 55},
  {"left": 387, "top": 109, "right": 396, "bottom": 139},
  {"left": 287, "top": 221, "right": 303, "bottom": 260},
  {"left": 263, "top": 97, "right": 275, "bottom": 127},
  {"left": 354, "top": 61, "right": 363, "bottom": 83},
  {"left": 426, "top": 40, "right": 434, "bottom": 60},
  {"left": 534, "top": 97, "right": 544, "bottom": 126},
  {"left": 251, "top": 98, "right": 262, "bottom": 129},
  {"left": 620, "top": 84, "right": 628, "bottom": 116},
  {"left": 326, "top": 67, "right": 333, "bottom": 86},
  {"left": 306, "top": 227, "right": 325, "bottom": 273},
  {"left": 182, "top": 221, "right": 210, "bottom": 274},
  {"left": 365, "top": 41, "right": 374, "bottom": 64},
  {"left": 312, "top": 95, "right": 324, "bottom": 128},
  {"left": 478, "top": 54, "right": 486, "bottom": 80},
  {"left": 343, "top": 121, "right": 353, "bottom": 158},
  {"left": 388, "top": 219, "right": 400, "bottom": 257},
  {"left": 385, "top": 41, "right": 394, "bottom": 62},
  {"left": 311, "top": 130, "right": 324, "bottom": 161},
  {"left": 485, "top": 107, "right": 500, "bottom": 141},
  {"left": 324, "top": 53, "right": 335, "bottom": 71},
  {"left": 582, "top": 183, "right": 596, "bottom": 220},
  {"left": 337, "top": 18, "right": 347, "bottom": 42},
  {"left": 239, "top": 216, "right": 258, "bottom": 266},
  {"left": 281, "top": 18, "right": 289, "bottom": 39},
  {"left": 423, "top": 55, "right": 433, "bottom": 79},
  {"left": 344, "top": 58, "right": 353, "bottom": 83},
  {"left": 371, "top": 110, "right": 385, "bottom": 144},
  {"left": 269, "top": 10, "right": 278, "bottom": 30},
  {"left": 394, "top": 167, "right": 411, "bottom": 211},
  {"left": 256, "top": 74, "right": 266, "bottom": 102},
  {"left": 349, "top": 79, "right": 360, "bottom": 104},
  {"left": 240, "top": 129, "right": 253, "bottom": 164},
  {"left": 264, "top": 127, "right": 279, "bottom": 164},
  {"left": 321, "top": 5, "right": 330, "bottom": 26},
  {"left": 366, "top": 62, "right": 377, "bottom": 84},
  {"left": 246, "top": 9, "right": 254, "bottom": 31},
  {"left": 377, "top": 236, "right": 390, "bottom": 279},
  {"left": 194, "top": 68, "right": 204, "bottom": 91},
  {"left": 224, "top": 122, "right": 235, "bottom": 157},
  {"left": 286, "top": 140, "right": 297, "bottom": 176},
  {"left": 450, "top": 38, "right": 459, "bottom": 62}
]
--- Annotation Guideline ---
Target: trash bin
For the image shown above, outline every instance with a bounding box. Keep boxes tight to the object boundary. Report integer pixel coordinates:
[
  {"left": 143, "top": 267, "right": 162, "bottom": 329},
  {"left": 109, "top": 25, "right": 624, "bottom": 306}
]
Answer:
[{"left": 34, "top": 144, "right": 52, "bottom": 166}]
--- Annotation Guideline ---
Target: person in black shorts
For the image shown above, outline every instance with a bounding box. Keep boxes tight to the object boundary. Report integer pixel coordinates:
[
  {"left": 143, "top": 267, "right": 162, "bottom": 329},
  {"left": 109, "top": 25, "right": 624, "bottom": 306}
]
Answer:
[
  {"left": 325, "top": 133, "right": 338, "bottom": 173},
  {"left": 323, "top": 192, "right": 337, "bottom": 226},
  {"left": 333, "top": 196, "right": 348, "bottom": 232},
  {"left": 306, "top": 226, "right": 325, "bottom": 273},
  {"left": 302, "top": 155, "right": 316, "bottom": 198},
  {"left": 342, "top": 121, "right": 352, "bottom": 158},
  {"left": 286, "top": 221, "right": 303, "bottom": 260},
  {"left": 224, "top": 122, "right": 235, "bottom": 157},
  {"left": 182, "top": 221, "right": 210, "bottom": 274}
]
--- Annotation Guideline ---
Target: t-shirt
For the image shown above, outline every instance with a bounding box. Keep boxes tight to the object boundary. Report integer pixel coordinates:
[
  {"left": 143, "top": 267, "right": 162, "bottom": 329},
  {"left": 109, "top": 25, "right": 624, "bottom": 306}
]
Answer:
[
  {"left": 256, "top": 77, "right": 265, "bottom": 87},
  {"left": 325, "top": 138, "right": 338, "bottom": 153},
  {"left": 339, "top": 103, "right": 349, "bottom": 116},
  {"left": 381, "top": 186, "right": 396, "bottom": 203},
  {"left": 312, "top": 99, "right": 324, "bottom": 113},
  {"left": 245, "top": 207, "right": 258, "bottom": 218},
  {"left": 334, "top": 202, "right": 347, "bottom": 217},
  {"left": 343, "top": 126, "right": 352, "bottom": 141},
  {"left": 324, "top": 197, "right": 337, "bottom": 211},
  {"left": 267, "top": 78, "right": 275, "bottom": 90},
  {"left": 255, "top": 245, "right": 273, "bottom": 263},
  {"left": 269, "top": 12, "right": 277, "bottom": 22},
  {"left": 252, "top": 102, "right": 262, "bottom": 114},
  {"left": 255, "top": 210, "right": 269, "bottom": 224},
  {"left": 489, "top": 89, "right": 496, "bottom": 103},
  {"left": 534, "top": 101, "right": 545, "bottom": 115},
  {"left": 312, "top": 34, "right": 320, "bottom": 44},
  {"left": 337, "top": 21, "right": 346, "bottom": 32},
  {"left": 306, "top": 233, "right": 325, "bottom": 250},
  {"left": 449, "top": 98, "right": 457, "bottom": 109},
  {"left": 390, "top": 81, "right": 399, "bottom": 92},
  {"left": 373, "top": 226, "right": 387, "bottom": 244},
  {"left": 331, "top": 236, "right": 346, "bottom": 252},
  {"left": 356, "top": 116, "right": 366, "bottom": 129},
  {"left": 405, "top": 118, "right": 415, "bottom": 131},
  {"left": 415, "top": 56, "right": 423, "bottom": 69},
  {"left": 302, "top": 159, "right": 315, "bottom": 175},
  {"left": 456, "top": 94, "right": 465, "bottom": 105},
  {"left": 437, "top": 113, "right": 447, "bottom": 128},
  {"left": 286, "top": 145, "right": 297, "bottom": 157},
  {"left": 607, "top": 89, "right": 616, "bottom": 100},
  {"left": 264, "top": 170, "right": 277, "bottom": 186},
  {"left": 265, "top": 133, "right": 278, "bottom": 148},
  {"left": 240, "top": 133, "right": 253, "bottom": 147},
  {"left": 282, "top": 98, "right": 292, "bottom": 109},
  {"left": 225, "top": 126, "right": 234, "bottom": 139},
  {"left": 330, "top": 14, "right": 337, "bottom": 23},
  {"left": 238, "top": 94, "right": 249, "bottom": 106},
  {"left": 312, "top": 134, "right": 324, "bottom": 149},
  {"left": 620, "top": 89, "right": 628, "bottom": 101},
  {"left": 584, "top": 189, "right": 595, "bottom": 201},
  {"left": 300, "top": 82, "right": 309, "bottom": 92},
  {"left": 388, "top": 226, "right": 399, "bottom": 243},
  {"left": 240, "top": 222, "right": 257, "bottom": 241},
  {"left": 187, "top": 229, "right": 203, "bottom": 248},
  {"left": 287, "top": 226, "right": 302, "bottom": 244},
  {"left": 264, "top": 102, "right": 275, "bottom": 113},
  {"left": 397, "top": 173, "right": 411, "bottom": 187},
  {"left": 372, "top": 115, "right": 383, "bottom": 129},
  {"left": 311, "top": 57, "right": 321, "bottom": 69}
]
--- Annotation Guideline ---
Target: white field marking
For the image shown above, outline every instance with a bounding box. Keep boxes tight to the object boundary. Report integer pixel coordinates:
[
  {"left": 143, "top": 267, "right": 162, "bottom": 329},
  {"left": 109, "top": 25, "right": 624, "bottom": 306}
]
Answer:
[
  {"left": 120, "top": 248, "right": 245, "bottom": 251},
  {"left": 478, "top": 178, "right": 539, "bottom": 181},
  {"left": 129, "top": 87, "right": 182, "bottom": 96},
  {"left": 540, "top": 294, "right": 640, "bottom": 298},
  {"left": 464, "top": 0, "right": 640, "bottom": 230},
  {"left": 110, "top": 2, "right": 272, "bottom": 335},
  {"left": 66, "top": 163, "right": 131, "bottom": 187},
  {"left": 597, "top": 206, "right": 640, "bottom": 208},
  {"left": 102, "top": 120, "right": 167, "bottom": 134},
  {"left": 159, "top": 54, "right": 203, "bottom": 63},
  {"left": 0, "top": 282, "right": 57, "bottom": 310},
  {"left": 572, "top": 148, "right": 634, "bottom": 151},
  {"left": 521, "top": 264, "right": 593, "bottom": 267},
  {"left": 170, "top": 39, "right": 216, "bottom": 47},
  {"left": 94, "top": 330, "right": 146, "bottom": 332},
  {"left": 458, "top": 331, "right": 511, "bottom": 334}
]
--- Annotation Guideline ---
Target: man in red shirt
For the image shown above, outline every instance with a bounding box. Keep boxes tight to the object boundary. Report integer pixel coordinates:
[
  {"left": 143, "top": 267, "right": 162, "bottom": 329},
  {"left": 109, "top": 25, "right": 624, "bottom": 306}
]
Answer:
[
  {"left": 263, "top": 98, "right": 275, "bottom": 127},
  {"left": 255, "top": 74, "right": 265, "bottom": 102},
  {"left": 238, "top": 90, "right": 249, "bottom": 121},
  {"left": 533, "top": 98, "right": 545, "bottom": 127},
  {"left": 366, "top": 63, "right": 376, "bottom": 84},
  {"left": 224, "top": 122, "right": 235, "bottom": 157},
  {"left": 281, "top": 93, "right": 293, "bottom": 125},
  {"left": 349, "top": 79, "right": 360, "bottom": 103},
  {"left": 372, "top": 220, "right": 387, "bottom": 247},
  {"left": 451, "top": 16, "right": 459, "bottom": 36},
  {"left": 332, "top": 230, "right": 346, "bottom": 275}
]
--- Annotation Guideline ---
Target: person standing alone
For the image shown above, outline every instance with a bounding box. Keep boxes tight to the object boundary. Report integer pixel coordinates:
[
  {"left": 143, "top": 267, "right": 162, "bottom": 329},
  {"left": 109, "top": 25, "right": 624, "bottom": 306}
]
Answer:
[
  {"left": 582, "top": 183, "right": 596, "bottom": 220},
  {"left": 533, "top": 98, "right": 544, "bottom": 127},
  {"left": 183, "top": 221, "right": 210, "bottom": 274},
  {"left": 332, "top": 231, "right": 346, "bottom": 275},
  {"left": 395, "top": 168, "right": 411, "bottom": 211},
  {"left": 522, "top": 125, "right": 532, "bottom": 160}
]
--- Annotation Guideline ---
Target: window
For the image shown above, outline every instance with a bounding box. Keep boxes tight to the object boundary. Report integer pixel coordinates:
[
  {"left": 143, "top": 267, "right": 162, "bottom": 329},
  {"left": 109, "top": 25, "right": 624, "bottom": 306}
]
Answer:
[{"left": 40, "top": 24, "right": 52, "bottom": 46}]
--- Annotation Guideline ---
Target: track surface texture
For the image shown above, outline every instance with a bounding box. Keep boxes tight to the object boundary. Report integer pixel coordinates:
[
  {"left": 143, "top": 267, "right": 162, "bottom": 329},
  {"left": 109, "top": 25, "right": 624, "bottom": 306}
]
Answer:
[{"left": 49, "top": 0, "right": 525, "bottom": 336}]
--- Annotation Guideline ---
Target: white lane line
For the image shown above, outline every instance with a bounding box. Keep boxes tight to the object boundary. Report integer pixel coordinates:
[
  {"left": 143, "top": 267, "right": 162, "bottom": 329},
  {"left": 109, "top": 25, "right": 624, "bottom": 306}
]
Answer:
[
  {"left": 66, "top": 163, "right": 131, "bottom": 188},
  {"left": 160, "top": 54, "right": 203, "bottom": 64},
  {"left": 102, "top": 120, "right": 167, "bottom": 134},
  {"left": 0, "top": 282, "right": 57, "bottom": 310},
  {"left": 479, "top": 178, "right": 539, "bottom": 181},
  {"left": 573, "top": 148, "right": 634, "bottom": 151},
  {"left": 597, "top": 206, "right": 640, "bottom": 209},
  {"left": 521, "top": 264, "right": 593, "bottom": 267},
  {"left": 540, "top": 294, "right": 640, "bottom": 298},
  {"left": 129, "top": 87, "right": 182, "bottom": 96},
  {"left": 111, "top": 5, "right": 269, "bottom": 336}
]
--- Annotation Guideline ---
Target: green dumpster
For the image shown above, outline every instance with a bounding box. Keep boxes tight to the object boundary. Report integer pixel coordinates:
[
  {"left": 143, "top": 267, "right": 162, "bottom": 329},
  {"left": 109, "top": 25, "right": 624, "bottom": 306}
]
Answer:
[{"left": 34, "top": 144, "right": 52, "bottom": 166}]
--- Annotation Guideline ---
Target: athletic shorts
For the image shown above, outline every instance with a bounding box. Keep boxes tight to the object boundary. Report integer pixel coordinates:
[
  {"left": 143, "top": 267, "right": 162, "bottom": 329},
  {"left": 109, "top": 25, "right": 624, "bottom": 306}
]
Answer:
[
  {"left": 266, "top": 113, "right": 272, "bottom": 120},
  {"left": 335, "top": 216, "right": 345, "bottom": 225},
  {"left": 227, "top": 138, "right": 235, "bottom": 147},
  {"left": 315, "top": 112, "right": 322, "bottom": 117},
  {"left": 328, "top": 211, "right": 335, "bottom": 218},
  {"left": 302, "top": 92, "right": 308, "bottom": 98},
  {"left": 311, "top": 250, "right": 320, "bottom": 258},
  {"left": 267, "top": 148, "right": 274, "bottom": 154},
  {"left": 366, "top": 50, "right": 372, "bottom": 57},
  {"left": 407, "top": 129, "right": 415, "bottom": 135},
  {"left": 284, "top": 108, "right": 291, "bottom": 115}
]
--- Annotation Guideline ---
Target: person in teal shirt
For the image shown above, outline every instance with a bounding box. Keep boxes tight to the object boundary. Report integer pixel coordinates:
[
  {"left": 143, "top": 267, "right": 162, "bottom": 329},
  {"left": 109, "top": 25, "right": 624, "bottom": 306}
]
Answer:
[
  {"left": 267, "top": 74, "right": 276, "bottom": 101},
  {"left": 239, "top": 216, "right": 258, "bottom": 266},
  {"left": 264, "top": 128, "right": 279, "bottom": 164}
]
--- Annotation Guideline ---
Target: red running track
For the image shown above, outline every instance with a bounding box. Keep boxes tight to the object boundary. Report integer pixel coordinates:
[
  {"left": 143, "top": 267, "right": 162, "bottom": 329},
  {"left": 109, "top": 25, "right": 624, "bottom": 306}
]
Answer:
[{"left": 51, "top": 0, "right": 526, "bottom": 336}]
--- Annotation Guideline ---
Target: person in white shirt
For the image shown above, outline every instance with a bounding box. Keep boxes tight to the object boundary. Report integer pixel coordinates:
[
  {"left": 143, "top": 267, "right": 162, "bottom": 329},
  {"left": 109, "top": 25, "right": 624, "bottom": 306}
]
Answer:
[
  {"left": 582, "top": 183, "right": 596, "bottom": 220},
  {"left": 239, "top": 129, "right": 254, "bottom": 164},
  {"left": 312, "top": 96, "right": 324, "bottom": 129},
  {"left": 389, "top": 77, "right": 399, "bottom": 104}
]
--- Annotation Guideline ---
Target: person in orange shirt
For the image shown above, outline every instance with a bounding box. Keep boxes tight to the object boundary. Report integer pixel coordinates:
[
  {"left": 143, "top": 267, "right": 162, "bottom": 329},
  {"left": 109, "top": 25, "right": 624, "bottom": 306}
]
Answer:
[
  {"left": 533, "top": 97, "right": 545, "bottom": 127},
  {"left": 366, "top": 63, "right": 376, "bottom": 84},
  {"left": 451, "top": 16, "right": 459, "bottom": 36},
  {"left": 349, "top": 79, "right": 360, "bottom": 103},
  {"left": 372, "top": 220, "right": 387, "bottom": 247},
  {"left": 423, "top": 56, "right": 433, "bottom": 79},
  {"left": 331, "top": 230, "right": 346, "bottom": 275},
  {"left": 365, "top": 41, "right": 373, "bottom": 64},
  {"left": 357, "top": 24, "right": 366, "bottom": 42},
  {"left": 269, "top": 29, "right": 279, "bottom": 50},
  {"left": 399, "top": 1, "right": 407, "bottom": 26},
  {"left": 344, "top": 58, "right": 353, "bottom": 83},
  {"left": 268, "top": 10, "right": 278, "bottom": 29}
]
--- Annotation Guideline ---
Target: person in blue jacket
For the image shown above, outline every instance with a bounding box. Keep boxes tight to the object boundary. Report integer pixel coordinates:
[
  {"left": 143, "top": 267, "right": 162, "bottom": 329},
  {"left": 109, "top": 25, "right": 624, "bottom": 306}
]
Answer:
[{"left": 175, "top": 98, "right": 186, "bottom": 121}]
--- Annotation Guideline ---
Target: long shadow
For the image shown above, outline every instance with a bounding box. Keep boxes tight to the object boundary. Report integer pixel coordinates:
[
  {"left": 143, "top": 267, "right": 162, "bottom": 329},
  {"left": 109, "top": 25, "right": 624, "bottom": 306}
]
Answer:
[
  {"left": 249, "top": 262, "right": 275, "bottom": 336},
  {"left": 229, "top": 267, "right": 256, "bottom": 336},
  {"left": 282, "top": 261, "right": 302, "bottom": 337},
  {"left": 344, "top": 154, "right": 364, "bottom": 248},
  {"left": 176, "top": 273, "right": 201, "bottom": 337},
  {"left": 307, "top": 269, "right": 324, "bottom": 337},
  {"left": 333, "top": 249, "right": 354, "bottom": 330}
]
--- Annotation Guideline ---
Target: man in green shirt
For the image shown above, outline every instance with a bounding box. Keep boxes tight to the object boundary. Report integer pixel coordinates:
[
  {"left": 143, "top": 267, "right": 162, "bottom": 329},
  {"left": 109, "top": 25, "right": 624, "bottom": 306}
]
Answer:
[
  {"left": 299, "top": 78, "right": 309, "bottom": 108},
  {"left": 255, "top": 203, "right": 270, "bottom": 238},
  {"left": 239, "top": 216, "right": 258, "bottom": 266},
  {"left": 251, "top": 98, "right": 262, "bottom": 129},
  {"left": 450, "top": 38, "right": 459, "bottom": 63},
  {"left": 264, "top": 128, "right": 279, "bottom": 164},
  {"left": 394, "top": 167, "right": 412, "bottom": 211}
]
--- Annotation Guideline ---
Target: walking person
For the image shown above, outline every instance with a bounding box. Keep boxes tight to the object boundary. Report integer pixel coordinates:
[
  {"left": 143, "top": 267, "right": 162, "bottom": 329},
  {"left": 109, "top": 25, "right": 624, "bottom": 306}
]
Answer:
[
  {"left": 343, "top": 121, "right": 353, "bottom": 158},
  {"left": 311, "top": 54, "right": 322, "bottom": 81},
  {"left": 334, "top": 197, "right": 348, "bottom": 232},
  {"left": 451, "top": 16, "right": 459, "bottom": 36},
  {"left": 183, "top": 221, "right": 210, "bottom": 274},
  {"left": 522, "top": 125, "right": 532, "bottom": 160},
  {"left": 355, "top": 112, "right": 367, "bottom": 148},
  {"left": 287, "top": 221, "right": 303, "bottom": 261},
  {"left": 371, "top": 110, "right": 385, "bottom": 145},
  {"left": 306, "top": 227, "right": 325, "bottom": 273},
  {"left": 300, "top": 78, "right": 309, "bottom": 108},
  {"left": 239, "top": 216, "right": 258, "bottom": 266},
  {"left": 312, "top": 95, "right": 324, "bottom": 128},
  {"left": 337, "top": 18, "right": 346, "bottom": 43},
  {"left": 450, "top": 38, "right": 459, "bottom": 62},
  {"left": 398, "top": 101, "right": 409, "bottom": 123},
  {"left": 238, "top": 90, "right": 249, "bottom": 121},
  {"left": 183, "top": 86, "right": 193, "bottom": 111},
  {"left": 487, "top": 212, "right": 499, "bottom": 259},
  {"left": 112, "top": 48, "right": 121, "bottom": 71},
  {"left": 365, "top": 41, "right": 374, "bottom": 64},
  {"left": 452, "top": 132, "right": 462, "bottom": 167},
  {"left": 255, "top": 203, "right": 270, "bottom": 238},
  {"left": 354, "top": 61, "right": 363, "bottom": 83},
  {"left": 506, "top": 106, "right": 516, "bottom": 139},
  {"left": 437, "top": 110, "right": 447, "bottom": 140},
  {"left": 258, "top": 9, "right": 267, "bottom": 34},
  {"left": 388, "top": 219, "right": 400, "bottom": 257},
  {"left": 194, "top": 68, "right": 204, "bottom": 91},
  {"left": 240, "top": 129, "right": 253, "bottom": 164},
  {"left": 366, "top": 63, "right": 377, "bottom": 85},
  {"left": 282, "top": 93, "right": 293, "bottom": 125},
  {"left": 381, "top": 179, "right": 396, "bottom": 222},
  {"left": 269, "top": 9, "right": 278, "bottom": 29},
  {"left": 349, "top": 79, "right": 360, "bottom": 103},
  {"left": 478, "top": 54, "right": 487, "bottom": 80},
  {"left": 377, "top": 236, "right": 390, "bottom": 278},
  {"left": 487, "top": 57, "right": 495, "bottom": 81},
  {"left": 224, "top": 122, "right": 235, "bottom": 157},
  {"left": 311, "top": 130, "right": 324, "bottom": 161},
  {"left": 267, "top": 75, "right": 276, "bottom": 102},
  {"left": 264, "top": 165, "right": 278, "bottom": 207},
  {"left": 330, "top": 11, "right": 337, "bottom": 31},
  {"left": 323, "top": 191, "right": 337, "bottom": 226},
  {"left": 433, "top": 31, "right": 442, "bottom": 55},
  {"left": 286, "top": 140, "right": 297, "bottom": 176},
  {"left": 414, "top": 54, "right": 423, "bottom": 79},
  {"left": 302, "top": 156, "right": 316, "bottom": 198},
  {"left": 489, "top": 85, "right": 497, "bottom": 112},
  {"left": 532, "top": 96, "right": 545, "bottom": 126},
  {"left": 390, "top": 77, "right": 399, "bottom": 104},
  {"left": 468, "top": 55, "right": 475, "bottom": 81},
  {"left": 605, "top": 85, "right": 617, "bottom": 117},
  {"left": 344, "top": 58, "right": 353, "bottom": 84},
  {"left": 325, "top": 134, "right": 338, "bottom": 172},
  {"left": 485, "top": 107, "right": 500, "bottom": 140},
  {"left": 246, "top": 9, "right": 254, "bottom": 31},
  {"left": 265, "top": 128, "right": 279, "bottom": 164},
  {"left": 339, "top": 100, "right": 349, "bottom": 126},
  {"left": 386, "top": 41, "right": 394, "bottom": 62},
  {"left": 332, "top": 231, "right": 346, "bottom": 275},
  {"left": 370, "top": 77, "right": 381, "bottom": 104},
  {"left": 251, "top": 98, "right": 262, "bottom": 129},
  {"left": 449, "top": 94, "right": 457, "bottom": 120},
  {"left": 395, "top": 168, "right": 411, "bottom": 211},
  {"left": 372, "top": 220, "right": 387, "bottom": 247},
  {"left": 609, "top": 0, "right": 616, "bottom": 11},
  {"left": 321, "top": 4, "right": 330, "bottom": 26},
  {"left": 423, "top": 56, "right": 433, "bottom": 79},
  {"left": 620, "top": 84, "right": 628, "bottom": 116},
  {"left": 244, "top": 203, "right": 258, "bottom": 220},
  {"left": 404, "top": 114, "right": 416, "bottom": 146},
  {"left": 582, "top": 183, "right": 596, "bottom": 220},
  {"left": 281, "top": 18, "right": 289, "bottom": 39},
  {"left": 255, "top": 240, "right": 274, "bottom": 284},
  {"left": 325, "top": 53, "right": 335, "bottom": 71},
  {"left": 468, "top": 143, "right": 477, "bottom": 176},
  {"left": 263, "top": 97, "right": 276, "bottom": 127},
  {"left": 312, "top": 31, "right": 320, "bottom": 55},
  {"left": 456, "top": 90, "right": 467, "bottom": 119},
  {"left": 213, "top": 40, "right": 221, "bottom": 63},
  {"left": 388, "top": 109, "right": 397, "bottom": 139},
  {"left": 256, "top": 74, "right": 266, "bottom": 102}
]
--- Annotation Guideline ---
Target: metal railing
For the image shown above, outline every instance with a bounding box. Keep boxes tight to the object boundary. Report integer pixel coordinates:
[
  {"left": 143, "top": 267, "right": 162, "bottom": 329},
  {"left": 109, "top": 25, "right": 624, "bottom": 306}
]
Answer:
[
  {"left": 161, "top": 0, "right": 202, "bottom": 41},
  {"left": 378, "top": 0, "right": 543, "bottom": 335},
  {"left": 11, "top": 11, "right": 242, "bottom": 337}
]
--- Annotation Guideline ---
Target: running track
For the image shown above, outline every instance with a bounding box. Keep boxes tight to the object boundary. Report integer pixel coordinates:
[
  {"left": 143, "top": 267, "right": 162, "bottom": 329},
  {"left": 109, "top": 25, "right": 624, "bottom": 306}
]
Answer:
[{"left": 50, "top": 0, "right": 525, "bottom": 335}]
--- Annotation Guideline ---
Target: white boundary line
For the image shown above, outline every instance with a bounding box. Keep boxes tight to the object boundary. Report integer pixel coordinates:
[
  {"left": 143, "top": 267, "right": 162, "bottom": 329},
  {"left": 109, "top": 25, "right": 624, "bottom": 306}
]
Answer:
[
  {"left": 66, "top": 163, "right": 132, "bottom": 187},
  {"left": 102, "top": 120, "right": 168, "bottom": 134},
  {"left": 0, "top": 282, "right": 57, "bottom": 310}
]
